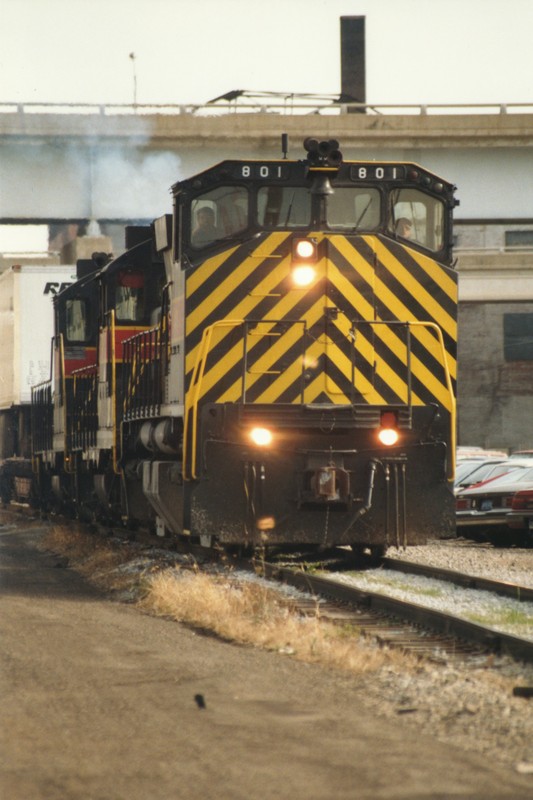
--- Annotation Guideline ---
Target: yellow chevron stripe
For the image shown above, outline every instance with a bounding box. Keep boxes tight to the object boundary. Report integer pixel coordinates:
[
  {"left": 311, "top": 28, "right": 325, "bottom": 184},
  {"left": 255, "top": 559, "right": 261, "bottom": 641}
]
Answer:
[
  {"left": 209, "top": 294, "right": 327, "bottom": 403},
  {"left": 184, "top": 231, "right": 455, "bottom": 411},
  {"left": 324, "top": 258, "right": 426, "bottom": 403},
  {"left": 186, "top": 232, "right": 288, "bottom": 297},
  {"left": 410, "top": 249, "right": 458, "bottom": 302},
  {"left": 361, "top": 276, "right": 457, "bottom": 383},
  {"left": 370, "top": 237, "right": 457, "bottom": 341},
  {"left": 186, "top": 233, "right": 290, "bottom": 338},
  {"left": 186, "top": 245, "right": 240, "bottom": 296},
  {"left": 301, "top": 371, "right": 351, "bottom": 405},
  {"left": 324, "top": 311, "right": 376, "bottom": 395},
  {"left": 186, "top": 255, "right": 283, "bottom": 338},
  {"left": 329, "top": 236, "right": 456, "bottom": 383},
  {"left": 326, "top": 241, "right": 454, "bottom": 408},
  {"left": 185, "top": 256, "right": 290, "bottom": 372}
]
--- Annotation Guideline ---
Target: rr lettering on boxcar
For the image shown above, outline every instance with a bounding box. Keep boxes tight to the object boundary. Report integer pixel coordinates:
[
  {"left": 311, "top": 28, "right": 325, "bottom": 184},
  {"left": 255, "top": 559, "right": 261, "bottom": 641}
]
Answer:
[{"left": 44, "top": 282, "right": 72, "bottom": 295}]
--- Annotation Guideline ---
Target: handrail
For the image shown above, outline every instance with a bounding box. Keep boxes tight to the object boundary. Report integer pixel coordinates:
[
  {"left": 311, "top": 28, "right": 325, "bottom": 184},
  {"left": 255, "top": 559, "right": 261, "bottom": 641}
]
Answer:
[
  {"left": 183, "top": 317, "right": 456, "bottom": 482},
  {"left": 409, "top": 321, "right": 456, "bottom": 477},
  {"left": 184, "top": 320, "right": 245, "bottom": 480},
  {"left": 365, "top": 319, "right": 456, "bottom": 478},
  {"left": 107, "top": 311, "right": 119, "bottom": 474},
  {"left": 352, "top": 320, "right": 457, "bottom": 481},
  {"left": 1, "top": 100, "right": 533, "bottom": 117}
]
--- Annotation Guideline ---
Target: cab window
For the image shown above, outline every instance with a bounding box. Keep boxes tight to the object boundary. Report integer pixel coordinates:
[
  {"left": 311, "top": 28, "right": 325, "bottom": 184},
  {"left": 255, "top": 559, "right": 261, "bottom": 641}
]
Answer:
[
  {"left": 390, "top": 188, "right": 445, "bottom": 251},
  {"left": 326, "top": 187, "right": 380, "bottom": 230},
  {"left": 257, "top": 186, "right": 311, "bottom": 228},
  {"left": 115, "top": 270, "right": 145, "bottom": 322},
  {"left": 190, "top": 186, "right": 248, "bottom": 248},
  {"left": 66, "top": 298, "right": 90, "bottom": 343}
]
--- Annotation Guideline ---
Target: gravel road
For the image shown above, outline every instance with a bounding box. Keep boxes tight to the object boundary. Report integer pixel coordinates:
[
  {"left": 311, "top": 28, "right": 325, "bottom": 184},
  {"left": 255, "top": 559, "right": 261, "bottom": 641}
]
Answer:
[{"left": 1, "top": 517, "right": 533, "bottom": 799}]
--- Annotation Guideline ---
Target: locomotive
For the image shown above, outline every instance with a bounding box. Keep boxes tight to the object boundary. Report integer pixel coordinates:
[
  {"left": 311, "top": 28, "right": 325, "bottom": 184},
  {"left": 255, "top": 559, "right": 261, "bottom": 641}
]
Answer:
[{"left": 30, "top": 136, "right": 458, "bottom": 555}]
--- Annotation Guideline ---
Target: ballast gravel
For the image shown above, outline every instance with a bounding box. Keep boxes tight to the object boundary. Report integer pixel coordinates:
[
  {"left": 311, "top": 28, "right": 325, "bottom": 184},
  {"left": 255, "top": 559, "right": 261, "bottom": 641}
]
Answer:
[
  {"left": 236, "top": 540, "right": 533, "bottom": 773},
  {"left": 328, "top": 540, "right": 533, "bottom": 774}
]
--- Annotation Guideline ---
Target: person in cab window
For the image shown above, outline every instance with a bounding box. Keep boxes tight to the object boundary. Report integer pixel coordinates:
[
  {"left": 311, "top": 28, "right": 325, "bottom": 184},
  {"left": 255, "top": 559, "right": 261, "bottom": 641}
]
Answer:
[
  {"left": 192, "top": 206, "right": 219, "bottom": 246},
  {"left": 395, "top": 217, "right": 413, "bottom": 239},
  {"left": 219, "top": 192, "right": 247, "bottom": 235}
]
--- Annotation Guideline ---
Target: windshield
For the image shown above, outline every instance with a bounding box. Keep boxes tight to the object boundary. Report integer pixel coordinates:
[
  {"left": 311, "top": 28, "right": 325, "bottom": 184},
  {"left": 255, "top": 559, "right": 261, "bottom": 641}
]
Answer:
[
  {"left": 389, "top": 188, "right": 445, "bottom": 251},
  {"left": 257, "top": 186, "right": 311, "bottom": 228},
  {"left": 326, "top": 187, "right": 381, "bottom": 230}
]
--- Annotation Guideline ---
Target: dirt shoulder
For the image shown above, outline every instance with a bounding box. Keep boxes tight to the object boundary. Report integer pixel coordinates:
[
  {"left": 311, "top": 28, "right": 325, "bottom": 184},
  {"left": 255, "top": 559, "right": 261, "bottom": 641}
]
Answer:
[{"left": 1, "top": 516, "right": 532, "bottom": 800}]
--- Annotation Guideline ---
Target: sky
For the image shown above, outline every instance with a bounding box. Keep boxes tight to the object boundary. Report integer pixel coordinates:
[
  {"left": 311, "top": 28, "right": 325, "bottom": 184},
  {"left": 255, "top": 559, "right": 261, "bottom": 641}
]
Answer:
[
  {"left": 1, "top": 0, "right": 532, "bottom": 253},
  {"left": 1, "top": 0, "right": 533, "bottom": 108}
]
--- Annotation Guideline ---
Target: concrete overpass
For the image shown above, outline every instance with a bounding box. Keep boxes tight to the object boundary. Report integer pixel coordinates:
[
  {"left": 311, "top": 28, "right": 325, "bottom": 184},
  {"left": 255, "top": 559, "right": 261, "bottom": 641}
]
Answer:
[
  {"left": 1, "top": 101, "right": 533, "bottom": 223},
  {"left": 1, "top": 101, "right": 533, "bottom": 450}
]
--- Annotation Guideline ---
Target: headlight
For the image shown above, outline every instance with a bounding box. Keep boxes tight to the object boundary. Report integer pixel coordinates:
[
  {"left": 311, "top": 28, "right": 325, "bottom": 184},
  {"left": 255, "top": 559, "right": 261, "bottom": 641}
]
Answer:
[
  {"left": 377, "top": 410, "right": 399, "bottom": 446},
  {"left": 378, "top": 428, "right": 399, "bottom": 446},
  {"left": 291, "top": 237, "right": 318, "bottom": 287},
  {"left": 294, "top": 239, "right": 315, "bottom": 259},
  {"left": 292, "top": 265, "right": 316, "bottom": 286},
  {"left": 249, "top": 427, "right": 273, "bottom": 447}
]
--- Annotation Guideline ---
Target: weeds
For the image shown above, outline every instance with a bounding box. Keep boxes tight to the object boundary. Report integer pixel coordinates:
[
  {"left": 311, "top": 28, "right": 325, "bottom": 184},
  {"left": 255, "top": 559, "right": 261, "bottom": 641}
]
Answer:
[{"left": 43, "top": 525, "right": 413, "bottom": 676}]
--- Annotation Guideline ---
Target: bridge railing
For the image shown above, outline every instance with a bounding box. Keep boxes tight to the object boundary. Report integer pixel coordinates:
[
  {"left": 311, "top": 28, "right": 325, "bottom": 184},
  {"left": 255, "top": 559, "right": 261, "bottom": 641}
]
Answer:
[{"left": 1, "top": 100, "right": 533, "bottom": 117}]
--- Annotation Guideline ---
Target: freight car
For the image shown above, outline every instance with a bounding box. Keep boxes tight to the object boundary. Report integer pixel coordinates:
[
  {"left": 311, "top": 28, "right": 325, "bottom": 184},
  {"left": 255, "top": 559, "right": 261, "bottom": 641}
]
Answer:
[
  {"left": 31, "top": 137, "right": 459, "bottom": 555},
  {"left": 0, "top": 265, "right": 76, "bottom": 503}
]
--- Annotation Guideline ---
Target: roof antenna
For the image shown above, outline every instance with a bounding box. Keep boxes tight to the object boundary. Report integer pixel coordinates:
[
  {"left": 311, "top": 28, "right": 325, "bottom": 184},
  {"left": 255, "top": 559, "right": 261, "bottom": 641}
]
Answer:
[{"left": 281, "top": 133, "right": 288, "bottom": 159}]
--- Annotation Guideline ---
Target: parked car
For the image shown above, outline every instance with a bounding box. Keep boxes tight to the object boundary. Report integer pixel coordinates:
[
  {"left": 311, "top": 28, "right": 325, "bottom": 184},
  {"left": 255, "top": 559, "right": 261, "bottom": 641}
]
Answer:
[
  {"left": 456, "top": 465, "right": 533, "bottom": 545},
  {"left": 506, "top": 488, "right": 533, "bottom": 545},
  {"left": 454, "top": 458, "right": 525, "bottom": 493},
  {"left": 456, "top": 446, "right": 507, "bottom": 461}
]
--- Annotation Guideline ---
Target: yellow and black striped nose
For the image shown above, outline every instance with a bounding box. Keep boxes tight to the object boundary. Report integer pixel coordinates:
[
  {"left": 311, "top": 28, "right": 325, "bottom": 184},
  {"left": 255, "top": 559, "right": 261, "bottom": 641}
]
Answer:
[{"left": 184, "top": 231, "right": 457, "bottom": 412}]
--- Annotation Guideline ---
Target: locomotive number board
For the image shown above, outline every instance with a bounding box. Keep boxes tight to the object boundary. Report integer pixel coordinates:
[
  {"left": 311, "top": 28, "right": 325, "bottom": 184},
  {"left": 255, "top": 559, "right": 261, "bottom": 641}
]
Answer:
[
  {"left": 350, "top": 165, "right": 407, "bottom": 181},
  {"left": 231, "top": 164, "right": 291, "bottom": 180},
  {"left": 227, "top": 162, "right": 410, "bottom": 182}
]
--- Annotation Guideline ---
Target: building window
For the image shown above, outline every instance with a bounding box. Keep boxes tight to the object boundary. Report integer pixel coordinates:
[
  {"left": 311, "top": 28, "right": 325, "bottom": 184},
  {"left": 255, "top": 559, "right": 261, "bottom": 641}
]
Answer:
[
  {"left": 505, "top": 230, "right": 533, "bottom": 250},
  {"left": 503, "top": 313, "right": 533, "bottom": 361}
]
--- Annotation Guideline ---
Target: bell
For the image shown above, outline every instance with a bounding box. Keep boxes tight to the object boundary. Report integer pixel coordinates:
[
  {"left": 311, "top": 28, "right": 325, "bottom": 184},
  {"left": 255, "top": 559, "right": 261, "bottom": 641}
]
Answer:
[{"left": 310, "top": 175, "right": 334, "bottom": 196}]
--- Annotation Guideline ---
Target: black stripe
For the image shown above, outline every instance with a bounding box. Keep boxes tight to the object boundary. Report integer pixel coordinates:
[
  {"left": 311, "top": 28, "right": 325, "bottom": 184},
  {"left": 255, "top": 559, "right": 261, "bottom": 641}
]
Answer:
[{"left": 376, "top": 237, "right": 457, "bottom": 327}]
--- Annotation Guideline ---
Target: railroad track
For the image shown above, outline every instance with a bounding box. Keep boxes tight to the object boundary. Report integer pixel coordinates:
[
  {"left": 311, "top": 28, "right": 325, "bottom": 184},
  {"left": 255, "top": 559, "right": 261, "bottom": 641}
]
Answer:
[
  {"left": 13, "top": 506, "right": 533, "bottom": 665},
  {"left": 243, "top": 558, "right": 533, "bottom": 665},
  {"left": 382, "top": 556, "right": 533, "bottom": 603}
]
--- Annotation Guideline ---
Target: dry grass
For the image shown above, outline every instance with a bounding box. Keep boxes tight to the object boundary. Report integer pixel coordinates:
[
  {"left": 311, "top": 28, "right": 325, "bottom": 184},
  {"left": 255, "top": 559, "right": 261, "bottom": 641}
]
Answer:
[
  {"left": 143, "top": 570, "right": 400, "bottom": 673},
  {"left": 43, "top": 524, "right": 412, "bottom": 676},
  {"left": 42, "top": 525, "right": 145, "bottom": 593}
]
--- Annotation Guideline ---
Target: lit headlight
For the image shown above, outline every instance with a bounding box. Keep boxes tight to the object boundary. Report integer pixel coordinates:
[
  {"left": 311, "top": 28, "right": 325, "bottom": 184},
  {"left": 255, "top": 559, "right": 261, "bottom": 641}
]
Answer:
[
  {"left": 378, "top": 428, "right": 399, "bottom": 446},
  {"left": 292, "top": 265, "right": 316, "bottom": 286},
  {"left": 250, "top": 427, "right": 273, "bottom": 446},
  {"left": 378, "top": 410, "right": 399, "bottom": 446},
  {"left": 294, "top": 239, "right": 315, "bottom": 259}
]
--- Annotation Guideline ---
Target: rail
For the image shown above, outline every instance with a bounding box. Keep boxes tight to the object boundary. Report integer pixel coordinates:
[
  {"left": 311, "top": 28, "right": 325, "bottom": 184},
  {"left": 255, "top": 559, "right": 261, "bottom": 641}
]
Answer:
[
  {"left": 184, "top": 319, "right": 244, "bottom": 480},
  {"left": 122, "top": 324, "right": 167, "bottom": 420},
  {"left": 382, "top": 557, "right": 533, "bottom": 603},
  {"left": 1, "top": 100, "right": 533, "bottom": 118},
  {"left": 258, "top": 562, "right": 533, "bottom": 663}
]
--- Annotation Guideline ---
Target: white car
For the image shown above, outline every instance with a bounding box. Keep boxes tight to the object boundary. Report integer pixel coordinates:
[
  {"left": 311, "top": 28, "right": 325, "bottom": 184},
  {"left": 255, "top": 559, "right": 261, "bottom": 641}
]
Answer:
[
  {"left": 456, "top": 464, "right": 533, "bottom": 544},
  {"left": 454, "top": 458, "right": 526, "bottom": 494}
]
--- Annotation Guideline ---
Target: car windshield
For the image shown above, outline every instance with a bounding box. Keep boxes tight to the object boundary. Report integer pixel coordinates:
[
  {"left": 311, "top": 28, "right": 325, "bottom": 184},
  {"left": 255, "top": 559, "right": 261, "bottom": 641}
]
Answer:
[
  {"left": 457, "top": 462, "right": 511, "bottom": 486},
  {"left": 471, "top": 465, "right": 533, "bottom": 490},
  {"left": 508, "top": 466, "right": 533, "bottom": 483},
  {"left": 455, "top": 460, "right": 501, "bottom": 484}
]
